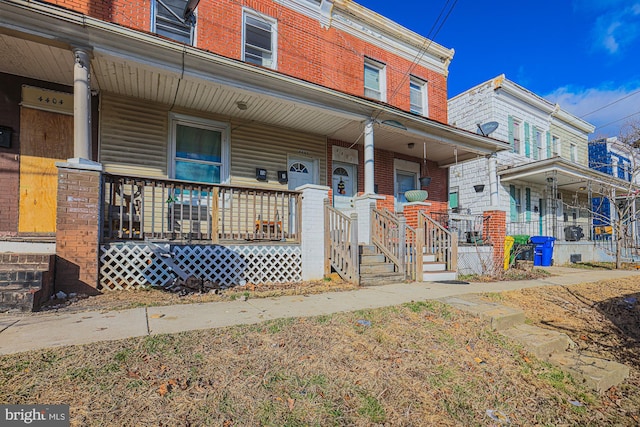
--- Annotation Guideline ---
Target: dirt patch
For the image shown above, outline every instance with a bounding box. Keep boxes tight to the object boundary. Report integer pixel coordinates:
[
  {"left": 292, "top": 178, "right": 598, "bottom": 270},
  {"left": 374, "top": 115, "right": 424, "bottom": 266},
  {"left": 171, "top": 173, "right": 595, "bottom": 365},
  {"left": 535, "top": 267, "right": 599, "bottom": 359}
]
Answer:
[{"left": 35, "top": 276, "right": 359, "bottom": 314}]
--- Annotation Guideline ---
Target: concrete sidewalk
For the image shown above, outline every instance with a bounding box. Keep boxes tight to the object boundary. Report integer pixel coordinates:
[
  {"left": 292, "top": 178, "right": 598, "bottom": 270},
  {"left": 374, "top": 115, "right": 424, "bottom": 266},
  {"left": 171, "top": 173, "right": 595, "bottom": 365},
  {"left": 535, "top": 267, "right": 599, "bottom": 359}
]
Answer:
[{"left": 1, "top": 267, "right": 639, "bottom": 356}]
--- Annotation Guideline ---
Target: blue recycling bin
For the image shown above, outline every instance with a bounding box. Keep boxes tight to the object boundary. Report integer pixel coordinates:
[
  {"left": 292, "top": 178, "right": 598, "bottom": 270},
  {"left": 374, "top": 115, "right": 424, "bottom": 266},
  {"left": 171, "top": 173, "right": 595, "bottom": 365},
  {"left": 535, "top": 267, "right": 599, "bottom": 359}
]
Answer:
[{"left": 530, "top": 236, "right": 555, "bottom": 266}]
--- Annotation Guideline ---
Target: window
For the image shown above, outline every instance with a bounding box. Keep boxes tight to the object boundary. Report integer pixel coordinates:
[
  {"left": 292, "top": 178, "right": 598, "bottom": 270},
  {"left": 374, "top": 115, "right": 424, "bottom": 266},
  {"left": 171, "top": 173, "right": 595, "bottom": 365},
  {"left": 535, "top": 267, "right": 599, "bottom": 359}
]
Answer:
[
  {"left": 170, "top": 115, "right": 229, "bottom": 185},
  {"left": 410, "top": 76, "right": 428, "bottom": 116},
  {"left": 243, "top": 11, "right": 277, "bottom": 69},
  {"left": 449, "top": 188, "right": 459, "bottom": 209},
  {"left": 535, "top": 129, "right": 543, "bottom": 159},
  {"left": 512, "top": 119, "right": 521, "bottom": 154},
  {"left": 552, "top": 135, "right": 560, "bottom": 156},
  {"left": 509, "top": 185, "right": 522, "bottom": 221},
  {"left": 152, "top": 0, "right": 195, "bottom": 45},
  {"left": 570, "top": 143, "right": 577, "bottom": 162},
  {"left": 364, "top": 58, "right": 386, "bottom": 101}
]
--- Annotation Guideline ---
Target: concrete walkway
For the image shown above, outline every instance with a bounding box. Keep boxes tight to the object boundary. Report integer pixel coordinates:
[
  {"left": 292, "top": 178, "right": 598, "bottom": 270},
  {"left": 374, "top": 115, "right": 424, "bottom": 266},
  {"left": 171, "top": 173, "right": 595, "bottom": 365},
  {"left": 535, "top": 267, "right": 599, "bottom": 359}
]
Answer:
[{"left": 1, "top": 267, "right": 639, "bottom": 356}]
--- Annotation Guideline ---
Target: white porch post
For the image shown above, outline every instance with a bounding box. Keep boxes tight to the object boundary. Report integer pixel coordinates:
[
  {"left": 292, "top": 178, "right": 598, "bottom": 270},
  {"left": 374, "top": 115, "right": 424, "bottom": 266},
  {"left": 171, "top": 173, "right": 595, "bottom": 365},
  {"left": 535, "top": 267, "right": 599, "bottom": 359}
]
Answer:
[
  {"left": 73, "top": 48, "right": 92, "bottom": 160},
  {"left": 299, "top": 184, "right": 330, "bottom": 280},
  {"left": 364, "top": 119, "right": 375, "bottom": 195},
  {"left": 354, "top": 194, "right": 384, "bottom": 244},
  {"left": 488, "top": 153, "right": 499, "bottom": 207}
]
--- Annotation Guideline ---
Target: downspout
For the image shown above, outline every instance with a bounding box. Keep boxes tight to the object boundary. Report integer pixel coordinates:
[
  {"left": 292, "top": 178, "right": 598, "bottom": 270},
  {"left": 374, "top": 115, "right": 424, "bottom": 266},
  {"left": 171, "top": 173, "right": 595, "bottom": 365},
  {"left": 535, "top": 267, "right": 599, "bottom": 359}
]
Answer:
[{"left": 488, "top": 153, "right": 498, "bottom": 207}]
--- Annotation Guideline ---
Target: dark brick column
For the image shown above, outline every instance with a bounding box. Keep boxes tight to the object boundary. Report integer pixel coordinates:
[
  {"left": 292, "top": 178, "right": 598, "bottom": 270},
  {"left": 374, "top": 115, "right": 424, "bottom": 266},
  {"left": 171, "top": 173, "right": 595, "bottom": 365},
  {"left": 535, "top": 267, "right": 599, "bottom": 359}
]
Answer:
[{"left": 55, "top": 160, "right": 103, "bottom": 295}]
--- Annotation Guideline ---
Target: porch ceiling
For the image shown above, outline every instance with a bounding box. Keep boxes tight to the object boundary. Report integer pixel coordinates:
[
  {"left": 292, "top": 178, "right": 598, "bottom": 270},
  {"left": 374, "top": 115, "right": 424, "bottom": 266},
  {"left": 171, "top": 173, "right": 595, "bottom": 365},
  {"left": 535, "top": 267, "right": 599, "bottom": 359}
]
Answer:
[
  {"left": 0, "top": 0, "right": 510, "bottom": 167},
  {"left": 498, "top": 157, "right": 633, "bottom": 194}
]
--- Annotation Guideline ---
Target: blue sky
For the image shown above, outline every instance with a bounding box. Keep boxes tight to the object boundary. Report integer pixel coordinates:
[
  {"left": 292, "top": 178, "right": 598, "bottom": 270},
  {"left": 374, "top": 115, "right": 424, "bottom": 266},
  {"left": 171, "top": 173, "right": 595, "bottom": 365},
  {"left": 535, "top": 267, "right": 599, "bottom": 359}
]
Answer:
[{"left": 357, "top": 0, "right": 640, "bottom": 139}]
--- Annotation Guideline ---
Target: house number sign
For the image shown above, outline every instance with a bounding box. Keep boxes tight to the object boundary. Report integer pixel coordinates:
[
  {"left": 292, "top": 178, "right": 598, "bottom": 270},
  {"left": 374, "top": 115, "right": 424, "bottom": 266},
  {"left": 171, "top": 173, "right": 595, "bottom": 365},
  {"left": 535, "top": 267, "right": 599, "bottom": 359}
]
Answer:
[{"left": 21, "top": 85, "right": 74, "bottom": 116}]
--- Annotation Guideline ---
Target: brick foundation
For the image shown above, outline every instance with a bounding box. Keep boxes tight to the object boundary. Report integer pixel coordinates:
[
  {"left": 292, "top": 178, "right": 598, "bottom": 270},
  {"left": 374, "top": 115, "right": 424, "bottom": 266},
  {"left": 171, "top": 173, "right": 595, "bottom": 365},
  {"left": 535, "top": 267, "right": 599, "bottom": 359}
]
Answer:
[{"left": 55, "top": 161, "right": 103, "bottom": 295}]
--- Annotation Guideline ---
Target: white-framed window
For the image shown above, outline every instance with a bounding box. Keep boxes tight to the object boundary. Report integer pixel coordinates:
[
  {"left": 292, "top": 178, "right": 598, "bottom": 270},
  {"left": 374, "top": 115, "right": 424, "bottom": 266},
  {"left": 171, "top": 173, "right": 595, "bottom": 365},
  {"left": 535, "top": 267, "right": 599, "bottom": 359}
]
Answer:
[
  {"left": 364, "top": 58, "right": 386, "bottom": 102},
  {"left": 169, "top": 114, "right": 230, "bottom": 185},
  {"left": 535, "top": 128, "right": 543, "bottom": 159},
  {"left": 152, "top": 0, "right": 195, "bottom": 45},
  {"left": 570, "top": 143, "right": 578, "bottom": 162},
  {"left": 552, "top": 135, "right": 560, "bottom": 156},
  {"left": 242, "top": 10, "right": 277, "bottom": 69},
  {"left": 393, "top": 159, "right": 420, "bottom": 210},
  {"left": 512, "top": 119, "right": 521, "bottom": 154},
  {"left": 409, "top": 76, "right": 428, "bottom": 116}
]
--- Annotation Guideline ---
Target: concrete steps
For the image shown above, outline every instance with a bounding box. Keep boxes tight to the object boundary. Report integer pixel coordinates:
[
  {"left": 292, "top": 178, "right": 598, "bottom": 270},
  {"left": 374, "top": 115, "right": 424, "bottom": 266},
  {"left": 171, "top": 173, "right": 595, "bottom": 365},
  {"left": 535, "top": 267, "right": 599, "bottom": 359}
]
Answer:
[
  {"left": 440, "top": 293, "right": 630, "bottom": 393},
  {"left": 0, "top": 253, "right": 55, "bottom": 312}
]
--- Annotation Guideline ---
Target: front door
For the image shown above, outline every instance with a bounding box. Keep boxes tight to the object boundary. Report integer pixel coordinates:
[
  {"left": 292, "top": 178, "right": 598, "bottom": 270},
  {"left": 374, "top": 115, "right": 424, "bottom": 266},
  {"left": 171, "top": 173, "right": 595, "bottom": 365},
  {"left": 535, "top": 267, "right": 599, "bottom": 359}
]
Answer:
[
  {"left": 288, "top": 158, "right": 315, "bottom": 190},
  {"left": 332, "top": 162, "right": 356, "bottom": 210},
  {"left": 18, "top": 107, "right": 74, "bottom": 233},
  {"left": 395, "top": 170, "right": 417, "bottom": 211}
]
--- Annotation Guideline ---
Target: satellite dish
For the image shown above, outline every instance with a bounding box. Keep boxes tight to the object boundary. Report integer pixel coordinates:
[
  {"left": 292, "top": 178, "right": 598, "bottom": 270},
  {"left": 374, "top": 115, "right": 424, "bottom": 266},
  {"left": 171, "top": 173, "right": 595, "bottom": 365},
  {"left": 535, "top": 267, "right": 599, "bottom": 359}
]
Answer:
[{"left": 476, "top": 121, "right": 499, "bottom": 136}]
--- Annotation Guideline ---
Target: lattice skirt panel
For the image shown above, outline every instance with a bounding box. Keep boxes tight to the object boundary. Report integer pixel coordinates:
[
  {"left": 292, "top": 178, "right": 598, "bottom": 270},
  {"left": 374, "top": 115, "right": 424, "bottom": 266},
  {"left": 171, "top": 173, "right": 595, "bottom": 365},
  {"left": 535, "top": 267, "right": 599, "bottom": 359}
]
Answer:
[{"left": 99, "top": 243, "right": 302, "bottom": 291}]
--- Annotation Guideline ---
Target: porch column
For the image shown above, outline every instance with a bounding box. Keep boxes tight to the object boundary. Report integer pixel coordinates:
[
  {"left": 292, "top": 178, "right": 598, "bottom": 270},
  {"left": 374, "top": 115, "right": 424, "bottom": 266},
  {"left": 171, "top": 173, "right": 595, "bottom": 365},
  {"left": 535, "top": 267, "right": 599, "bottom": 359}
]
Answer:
[
  {"left": 55, "top": 160, "right": 104, "bottom": 295},
  {"left": 73, "top": 47, "right": 92, "bottom": 160},
  {"left": 364, "top": 119, "right": 375, "bottom": 194},
  {"left": 488, "top": 153, "right": 499, "bottom": 207},
  {"left": 354, "top": 194, "right": 384, "bottom": 244},
  {"left": 299, "top": 184, "right": 330, "bottom": 280}
]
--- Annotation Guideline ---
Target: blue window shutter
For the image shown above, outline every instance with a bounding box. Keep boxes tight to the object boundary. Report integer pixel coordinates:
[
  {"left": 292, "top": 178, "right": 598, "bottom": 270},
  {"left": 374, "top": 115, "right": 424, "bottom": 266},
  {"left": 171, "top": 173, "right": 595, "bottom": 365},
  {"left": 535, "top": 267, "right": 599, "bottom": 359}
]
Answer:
[
  {"left": 546, "top": 132, "right": 552, "bottom": 158},
  {"left": 532, "top": 126, "right": 538, "bottom": 160},
  {"left": 524, "top": 122, "right": 530, "bottom": 157},
  {"left": 510, "top": 185, "right": 517, "bottom": 221},
  {"left": 525, "top": 188, "right": 531, "bottom": 221},
  {"left": 508, "top": 116, "right": 514, "bottom": 152}
]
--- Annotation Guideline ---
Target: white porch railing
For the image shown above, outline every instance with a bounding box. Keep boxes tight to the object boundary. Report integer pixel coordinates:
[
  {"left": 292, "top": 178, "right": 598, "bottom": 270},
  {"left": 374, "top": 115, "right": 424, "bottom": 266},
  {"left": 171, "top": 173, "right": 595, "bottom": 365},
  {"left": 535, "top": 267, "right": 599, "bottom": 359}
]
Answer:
[{"left": 418, "top": 211, "right": 457, "bottom": 272}]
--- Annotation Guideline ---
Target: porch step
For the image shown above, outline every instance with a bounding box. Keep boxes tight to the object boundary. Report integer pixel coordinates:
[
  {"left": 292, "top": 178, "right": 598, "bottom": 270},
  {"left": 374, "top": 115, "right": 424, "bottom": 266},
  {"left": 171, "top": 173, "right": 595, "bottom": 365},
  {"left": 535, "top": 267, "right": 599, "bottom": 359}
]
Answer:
[
  {"left": 359, "top": 272, "right": 405, "bottom": 286},
  {"left": 422, "top": 261, "right": 447, "bottom": 272},
  {"left": 422, "top": 271, "right": 458, "bottom": 282},
  {"left": 0, "top": 253, "right": 55, "bottom": 312},
  {"left": 358, "top": 245, "right": 404, "bottom": 286},
  {"left": 547, "top": 353, "right": 630, "bottom": 393}
]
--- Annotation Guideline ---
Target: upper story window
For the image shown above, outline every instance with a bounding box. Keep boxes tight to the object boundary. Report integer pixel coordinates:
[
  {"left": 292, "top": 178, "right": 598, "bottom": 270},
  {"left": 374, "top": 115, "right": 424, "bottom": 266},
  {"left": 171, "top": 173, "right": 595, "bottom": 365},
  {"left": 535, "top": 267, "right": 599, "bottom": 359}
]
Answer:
[
  {"left": 552, "top": 135, "right": 560, "bottom": 156},
  {"left": 570, "top": 143, "right": 578, "bottom": 163},
  {"left": 364, "top": 58, "right": 386, "bottom": 102},
  {"left": 170, "top": 114, "right": 229, "bottom": 185},
  {"left": 410, "top": 76, "right": 428, "bottom": 116},
  {"left": 152, "top": 0, "right": 195, "bottom": 45},
  {"left": 535, "top": 128, "right": 543, "bottom": 159},
  {"left": 304, "top": 0, "right": 321, "bottom": 4},
  {"left": 512, "top": 119, "right": 521, "bottom": 154},
  {"left": 243, "top": 11, "right": 277, "bottom": 69}
]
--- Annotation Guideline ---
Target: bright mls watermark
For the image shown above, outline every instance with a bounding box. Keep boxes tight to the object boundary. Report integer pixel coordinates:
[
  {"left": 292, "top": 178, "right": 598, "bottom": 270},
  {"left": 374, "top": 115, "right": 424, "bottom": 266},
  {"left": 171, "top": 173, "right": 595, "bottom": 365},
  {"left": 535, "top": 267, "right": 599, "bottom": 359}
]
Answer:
[{"left": 1, "top": 405, "right": 69, "bottom": 426}]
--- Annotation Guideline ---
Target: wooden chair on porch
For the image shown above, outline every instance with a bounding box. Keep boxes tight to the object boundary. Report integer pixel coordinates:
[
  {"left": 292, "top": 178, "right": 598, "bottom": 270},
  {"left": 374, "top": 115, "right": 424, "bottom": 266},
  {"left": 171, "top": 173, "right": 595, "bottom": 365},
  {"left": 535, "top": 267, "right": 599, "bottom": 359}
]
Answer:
[
  {"left": 107, "top": 183, "right": 142, "bottom": 239},
  {"left": 255, "top": 210, "right": 283, "bottom": 239}
]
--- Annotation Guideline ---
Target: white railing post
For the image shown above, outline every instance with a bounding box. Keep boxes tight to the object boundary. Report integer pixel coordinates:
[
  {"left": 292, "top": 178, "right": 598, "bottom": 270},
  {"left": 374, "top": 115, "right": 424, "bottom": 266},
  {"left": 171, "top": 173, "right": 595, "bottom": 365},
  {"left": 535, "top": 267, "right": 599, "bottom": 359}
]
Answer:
[{"left": 299, "top": 184, "right": 330, "bottom": 281}]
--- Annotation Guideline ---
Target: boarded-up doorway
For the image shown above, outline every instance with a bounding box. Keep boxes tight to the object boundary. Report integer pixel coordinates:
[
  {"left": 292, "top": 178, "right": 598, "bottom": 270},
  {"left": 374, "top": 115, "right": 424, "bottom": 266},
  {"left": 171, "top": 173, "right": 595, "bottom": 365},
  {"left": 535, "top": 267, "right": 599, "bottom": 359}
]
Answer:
[{"left": 18, "top": 107, "right": 73, "bottom": 233}]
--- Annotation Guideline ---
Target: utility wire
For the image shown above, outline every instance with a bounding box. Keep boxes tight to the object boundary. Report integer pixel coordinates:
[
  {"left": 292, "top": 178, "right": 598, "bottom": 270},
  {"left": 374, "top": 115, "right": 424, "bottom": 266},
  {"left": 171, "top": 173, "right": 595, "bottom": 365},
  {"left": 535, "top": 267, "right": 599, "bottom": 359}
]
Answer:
[{"left": 580, "top": 88, "right": 640, "bottom": 118}]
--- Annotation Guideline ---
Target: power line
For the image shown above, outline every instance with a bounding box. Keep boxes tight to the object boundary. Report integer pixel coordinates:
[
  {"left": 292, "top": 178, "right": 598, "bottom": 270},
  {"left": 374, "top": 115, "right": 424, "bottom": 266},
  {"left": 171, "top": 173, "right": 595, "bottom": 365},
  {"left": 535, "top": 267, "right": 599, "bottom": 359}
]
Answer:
[{"left": 581, "top": 88, "right": 640, "bottom": 118}]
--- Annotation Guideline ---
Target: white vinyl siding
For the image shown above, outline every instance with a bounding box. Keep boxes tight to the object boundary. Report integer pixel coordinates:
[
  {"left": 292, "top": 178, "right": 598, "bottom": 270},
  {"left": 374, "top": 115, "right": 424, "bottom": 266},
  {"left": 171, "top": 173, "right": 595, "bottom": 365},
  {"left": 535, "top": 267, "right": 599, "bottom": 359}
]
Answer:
[
  {"left": 99, "top": 94, "right": 168, "bottom": 177},
  {"left": 231, "top": 123, "right": 326, "bottom": 188}
]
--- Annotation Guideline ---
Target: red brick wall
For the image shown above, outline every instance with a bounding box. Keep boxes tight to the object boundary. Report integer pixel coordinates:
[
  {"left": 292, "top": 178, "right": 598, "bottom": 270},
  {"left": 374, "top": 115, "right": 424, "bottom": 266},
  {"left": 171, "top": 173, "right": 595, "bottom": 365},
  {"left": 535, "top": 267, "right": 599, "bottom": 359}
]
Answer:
[
  {"left": 483, "top": 210, "right": 506, "bottom": 270},
  {"left": 55, "top": 165, "right": 102, "bottom": 295},
  {"left": 327, "top": 139, "right": 448, "bottom": 208},
  {"left": 44, "top": 0, "right": 448, "bottom": 122}
]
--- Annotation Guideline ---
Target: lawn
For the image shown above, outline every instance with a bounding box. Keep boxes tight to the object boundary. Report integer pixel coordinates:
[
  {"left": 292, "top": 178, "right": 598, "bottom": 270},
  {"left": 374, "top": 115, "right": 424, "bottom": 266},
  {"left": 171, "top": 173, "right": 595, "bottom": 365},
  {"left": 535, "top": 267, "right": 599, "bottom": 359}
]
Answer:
[{"left": 2, "top": 276, "right": 639, "bottom": 426}]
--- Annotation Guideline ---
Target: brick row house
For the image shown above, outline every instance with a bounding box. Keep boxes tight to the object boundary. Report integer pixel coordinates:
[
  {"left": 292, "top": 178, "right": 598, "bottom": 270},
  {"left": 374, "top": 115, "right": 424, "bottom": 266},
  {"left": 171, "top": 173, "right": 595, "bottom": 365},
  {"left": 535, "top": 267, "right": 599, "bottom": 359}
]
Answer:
[
  {"left": 0, "top": 0, "right": 508, "bottom": 310},
  {"left": 448, "top": 75, "right": 632, "bottom": 265}
]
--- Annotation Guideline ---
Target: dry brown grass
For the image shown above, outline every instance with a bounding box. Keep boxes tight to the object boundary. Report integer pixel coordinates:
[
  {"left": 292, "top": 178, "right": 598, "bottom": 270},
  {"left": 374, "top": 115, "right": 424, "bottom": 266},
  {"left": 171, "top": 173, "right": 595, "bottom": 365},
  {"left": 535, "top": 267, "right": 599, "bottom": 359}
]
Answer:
[{"left": 2, "top": 281, "right": 639, "bottom": 426}]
